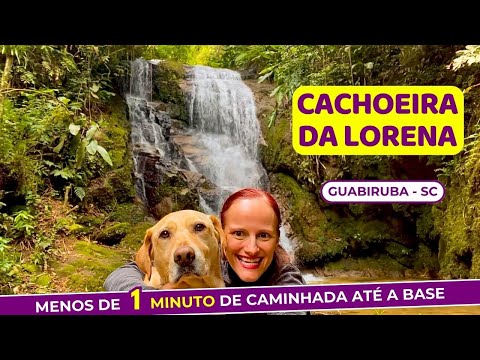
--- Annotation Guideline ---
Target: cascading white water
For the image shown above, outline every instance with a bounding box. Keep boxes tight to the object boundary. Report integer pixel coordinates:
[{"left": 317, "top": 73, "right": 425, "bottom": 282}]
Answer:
[
  {"left": 186, "top": 65, "right": 268, "bottom": 209},
  {"left": 129, "top": 58, "right": 152, "bottom": 102},
  {"left": 185, "top": 65, "right": 295, "bottom": 258},
  {"left": 126, "top": 58, "right": 169, "bottom": 204},
  {"left": 188, "top": 66, "right": 260, "bottom": 158}
]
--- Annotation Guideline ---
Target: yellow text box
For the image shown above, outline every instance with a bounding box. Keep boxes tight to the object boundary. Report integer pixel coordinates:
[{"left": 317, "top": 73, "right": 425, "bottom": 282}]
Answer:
[{"left": 292, "top": 86, "right": 464, "bottom": 155}]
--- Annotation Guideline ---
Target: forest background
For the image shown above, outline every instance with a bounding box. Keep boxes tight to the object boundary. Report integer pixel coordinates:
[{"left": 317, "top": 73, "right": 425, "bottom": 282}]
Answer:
[{"left": 1, "top": 45, "right": 480, "bottom": 297}]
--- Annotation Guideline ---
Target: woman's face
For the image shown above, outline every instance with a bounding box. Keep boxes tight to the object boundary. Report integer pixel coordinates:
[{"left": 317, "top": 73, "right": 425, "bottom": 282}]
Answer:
[{"left": 223, "top": 197, "right": 279, "bottom": 282}]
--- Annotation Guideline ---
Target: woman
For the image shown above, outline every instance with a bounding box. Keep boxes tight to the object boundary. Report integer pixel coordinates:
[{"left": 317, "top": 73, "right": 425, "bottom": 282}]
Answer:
[
  {"left": 104, "top": 188, "right": 308, "bottom": 314},
  {"left": 218, "top": 187, "right": 305, "bottom": 288}
]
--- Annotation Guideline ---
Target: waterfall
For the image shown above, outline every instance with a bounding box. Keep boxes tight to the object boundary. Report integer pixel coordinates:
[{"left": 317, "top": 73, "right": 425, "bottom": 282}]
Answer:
[
  {"left": 126, "top": 60, "right": 297, "bottom": 261},
  {"left": 188, "top": 66, "right": 260, "bottom": 158},
  {"left": 126, "top": 58, "right": 170, "bottom": 205},
  {"left": 184, "top": 65, "right": 295, "bottom": 259},
  {"left": 185, "top": 65, "right": 269, "bottom": 211},
  {"left": 129, "top": 58, "right": 152, "bottom": 102}
]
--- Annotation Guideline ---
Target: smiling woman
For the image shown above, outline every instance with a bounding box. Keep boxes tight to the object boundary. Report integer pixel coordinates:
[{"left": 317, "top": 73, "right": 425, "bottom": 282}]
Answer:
[{"left": 220, "top": 188, "right": 289, "bottom": 285}]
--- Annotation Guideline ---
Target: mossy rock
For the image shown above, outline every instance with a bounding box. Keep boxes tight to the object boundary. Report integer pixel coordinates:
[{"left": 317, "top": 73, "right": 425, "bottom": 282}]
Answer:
[
  {"left": 83, "top": 93, "right": 135, "bottom": 210},
  {"left": 35, "top": 273, "right": 52, "bottom": 287},
  {"left": 102, "top": 94, "right": 131, "bottom": 130},
  {"left": 384, "top": 242, "right": 414, "bottom": 266},
  {"left": 152, "top": 60, "right": 188, "bottom": 121},
  {"left": 95, "top": 222, "right": 130, "bottom": 245},
  {"left": 120, "top": 221, "right": 157, "bottom": 253},
  {"left": 67, "top": 223, "right": 90, "bottom": 235},
  {"left": 101, "top": 126, "right": 129, "bottom": 166},
  {"left": 411, "top": 243, "right": 439, "bottom": 275},
  {"left": 149, "top": 173, "right": 200, "bottom": 219},
  {"left": 470, "top": 252, "right": 480, "bottom": 278},
  {"left": 260, "top": 116, "right": 302, "bottom": 176},
  {"left": 270, "top": 173, "right": 348, "bottom": 265},
  {"left": 433, "top": 185, "right": 473, "bottom": 278},
  {"left": 297, "top": 241, "right": 325, "bottom": 264},
  {"left": 22, "top": 263, "right": 40, "bottom": 273},
  {"left": 154, "top": 60, "right": 186, "bottom": 81},
  {"left": 51, "top": 240, "right": 131, "bottom": 292},
  {"left": 107, "top": 166, "right": 135, "bottom": 203},
  {"left": 86, "top": 178, "right": 116, "bottom": 211},
  {"left": 76, "top": 214, "right": 105, "bottom": 227},
  {"left": 86, "top": 167, "right": 135, "bottom": 211},
  {"left": 110, "top": 202, "right": 149, "bottom": 224}
]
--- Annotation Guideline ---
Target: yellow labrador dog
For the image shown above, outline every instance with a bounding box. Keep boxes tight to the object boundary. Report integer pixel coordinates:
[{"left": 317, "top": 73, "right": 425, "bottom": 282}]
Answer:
[{"left": 135, "top": 209, "right": 225, "bottom": 289}]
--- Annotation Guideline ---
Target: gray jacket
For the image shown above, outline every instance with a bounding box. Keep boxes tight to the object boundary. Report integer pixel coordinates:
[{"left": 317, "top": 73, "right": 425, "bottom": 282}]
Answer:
[{"left": 104, "top": 260, "right": 309, "bottom": 315}]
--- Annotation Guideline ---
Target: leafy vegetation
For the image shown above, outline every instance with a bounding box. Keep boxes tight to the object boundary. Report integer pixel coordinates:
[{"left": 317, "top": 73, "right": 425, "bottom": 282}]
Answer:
[{"left": 0, "top": 45, "right": 137, "bottom": 293}]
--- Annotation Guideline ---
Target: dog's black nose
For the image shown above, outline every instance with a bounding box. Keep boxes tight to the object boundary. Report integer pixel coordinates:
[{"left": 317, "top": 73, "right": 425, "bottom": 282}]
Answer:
[{"left": 174, "top": 246, "right": 196, "bottom": 267}]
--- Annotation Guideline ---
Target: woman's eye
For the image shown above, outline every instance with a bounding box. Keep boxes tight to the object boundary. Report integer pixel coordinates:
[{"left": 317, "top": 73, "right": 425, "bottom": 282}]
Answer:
[
  {"left": 160, "top": 230, "right": 170, "bottom": 238},
  {"left": 194, "top": 223, "right": 206, "bottom": 232},
  {"left": 258, "top": 233, "right": 271, "bottom": 240},
  {"left": 233, "top": 231, "right": 244, "bottom": 237}
]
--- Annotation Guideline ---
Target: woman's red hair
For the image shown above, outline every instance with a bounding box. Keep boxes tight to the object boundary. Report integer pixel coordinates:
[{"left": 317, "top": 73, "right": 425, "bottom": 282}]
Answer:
[{"left": 220, "top": 187, "right": 281, "bottom": 235}]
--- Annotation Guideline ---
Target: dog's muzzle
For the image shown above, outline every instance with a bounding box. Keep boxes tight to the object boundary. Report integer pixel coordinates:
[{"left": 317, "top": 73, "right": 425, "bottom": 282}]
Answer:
[
  {"left": 171, "top": 245, "right": 202, "bottom": 282},
  {"left": 174, "top": 246, "right": 196, "bottom": 267}
]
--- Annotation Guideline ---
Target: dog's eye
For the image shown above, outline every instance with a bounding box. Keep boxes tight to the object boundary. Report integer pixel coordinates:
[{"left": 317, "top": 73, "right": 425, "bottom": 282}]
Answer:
[
  {"left": 194, "top": 223, "right": 206, "bottom": 232},
  {"left": 160, "top": 230, "right": 170, "bottom": 238}
]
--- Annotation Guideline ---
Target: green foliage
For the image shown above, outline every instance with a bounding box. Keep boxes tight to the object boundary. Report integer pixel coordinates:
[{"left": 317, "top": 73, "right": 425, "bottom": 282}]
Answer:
[
  {"left": 0, "top": 89, "right": 114, "bottom": 203},
  {"left": 0, "top": 45, "right": 136, "bottom": 293},
  {"left": 60, "top": 46, "right": 125, "bottom": 114},
  {"left": 68, "top": 122, "right": 113, "bottom": 168},
  {"left": 74, "top": 186, "right": 86, "bottom": 201},
  {"left": 0, "top": 205, "right": 23, "bottom": 292},
  {"left": 0, "top": 234, "right": 16, "bottom": 293},
  {"left": 221, "top": 45, "right": 353, "bottom": 106},
  {"left": 1, "top": 90, "right": 71, "bottom": 195},
  {"left": 225, "top": 44, "right": 480, "bottom": 277},
  {"left": 11, "top": 210, "right": 34, "bottom": 238},
  {"left": 50, "top": 119, "right": 114, "bottom": 203},
  {"left": 298, "top": 156, "right": 318, "bottom": 187},
  {"left": 0, "top": 202, "right": 14, "bottom": 285},
  {"left": 1, "top": 45, "right": 29, "bottom": 62},
  {"left": 1, "top": 45, "right": 132, "bottom": 115},
  {"left": 447, "top": 45, "right": 480, "bottom": 72},
  {"left": 142, "top": 45, "right": 223, "bottom": 66},
  {"left": 220, "top": 45, "right": 463, "bottom": 111},
  {"left": 145, "top": 45, "right": 192, "bottom": 63}
]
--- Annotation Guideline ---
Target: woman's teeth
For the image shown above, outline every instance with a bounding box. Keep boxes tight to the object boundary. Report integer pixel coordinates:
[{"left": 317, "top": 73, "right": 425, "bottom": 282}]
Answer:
[{"left": 239, "top": 256, "right": 261, "bottom": 264}]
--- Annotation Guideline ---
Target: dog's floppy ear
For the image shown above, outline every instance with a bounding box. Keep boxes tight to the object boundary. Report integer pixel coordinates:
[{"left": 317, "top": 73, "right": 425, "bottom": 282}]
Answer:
[
  {"left": 210, "top": 214, "right": 226, "bottom": 247},
  {"left": 135, "top": 228, "right": 154, "bottom": 279}
]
